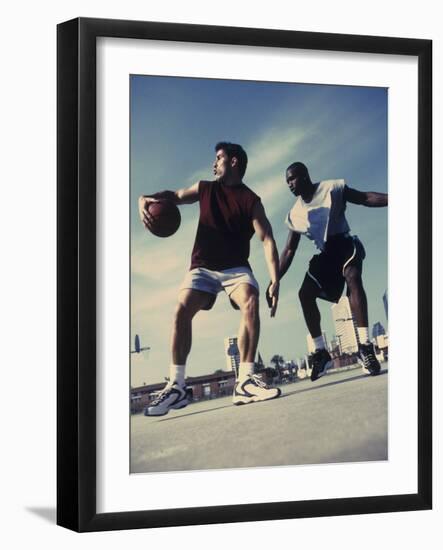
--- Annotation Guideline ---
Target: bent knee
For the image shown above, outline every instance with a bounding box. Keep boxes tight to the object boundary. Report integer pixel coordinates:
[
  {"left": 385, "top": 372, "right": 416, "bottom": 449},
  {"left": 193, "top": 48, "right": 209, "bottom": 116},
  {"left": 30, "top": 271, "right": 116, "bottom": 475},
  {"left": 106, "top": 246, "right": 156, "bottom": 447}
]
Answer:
[
  {"left": 174, "top": 302, "right": 196, "bottom": 322},
  {"left": 299, "top": 283, "right": 317, "bottom": 303},
  {"left": 241, "top": 292, "right": 259, "bottom": 317}
]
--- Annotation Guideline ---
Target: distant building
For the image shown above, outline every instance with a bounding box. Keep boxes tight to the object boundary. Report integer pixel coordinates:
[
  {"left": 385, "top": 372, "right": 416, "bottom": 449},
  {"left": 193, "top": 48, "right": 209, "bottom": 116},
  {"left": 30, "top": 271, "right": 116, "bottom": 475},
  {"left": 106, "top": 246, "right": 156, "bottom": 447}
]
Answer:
[
  {"left": 130, "top": 371, "right": 237, "bottom": 413},
  {"left": 383, "top": 290, "right": 388, "bottom": 320},
  {"left": 374, "top": 333, "right": 389, "bottom": 362},
  {"left": 281, "top": 360, "right": 297, "bottom": 382},
  {"left": 296, "top": 357, "right": 309, "bottom": 379},
  {"left": 306, "top": 332, "right": 328, "bottom": 353},
  {"left": 304, "top": 354, "right": 312, "bottom": 377},
  {"left": 331, "top": 297, "right": 359, "bottom": 353},
  {"left": 329, "top": 337, "right": 340, "bottom": 355},
  {"left": 224, "top": 336, "right": 240, "bottom": 375},
  {"left": 372, "top": 321, "right": 386, "bottom": 339},
  {"left": 375, "top": 333, "right": 389, "bottom": 349}
]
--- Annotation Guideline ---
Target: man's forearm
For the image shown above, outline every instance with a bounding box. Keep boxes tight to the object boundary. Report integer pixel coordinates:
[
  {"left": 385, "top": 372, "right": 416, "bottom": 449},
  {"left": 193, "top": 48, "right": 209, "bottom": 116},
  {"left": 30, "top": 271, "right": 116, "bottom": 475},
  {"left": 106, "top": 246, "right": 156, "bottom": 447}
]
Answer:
[
  {"left": 264, "top": 236, "right": 280, "bottom": 283},
  {"left": 365, "top": 192, "right": 388, "bottom": 207},
  {"left": 278, "top": 247, "right": 295, "bottom": 280}
]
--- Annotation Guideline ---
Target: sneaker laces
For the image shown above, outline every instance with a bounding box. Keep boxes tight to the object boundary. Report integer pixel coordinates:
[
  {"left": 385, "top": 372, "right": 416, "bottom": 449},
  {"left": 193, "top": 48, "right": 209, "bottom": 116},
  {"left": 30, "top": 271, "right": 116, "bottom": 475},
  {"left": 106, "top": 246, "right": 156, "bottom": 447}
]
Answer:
[
  {"left": 360, "top": 345, "right": 376, "bottom": 367},
  {"left": 249, "top": 374, "right": 269, "bottom": 388},
  {"left": 150, "top": 385, "right": 175, "bottom": 406}
]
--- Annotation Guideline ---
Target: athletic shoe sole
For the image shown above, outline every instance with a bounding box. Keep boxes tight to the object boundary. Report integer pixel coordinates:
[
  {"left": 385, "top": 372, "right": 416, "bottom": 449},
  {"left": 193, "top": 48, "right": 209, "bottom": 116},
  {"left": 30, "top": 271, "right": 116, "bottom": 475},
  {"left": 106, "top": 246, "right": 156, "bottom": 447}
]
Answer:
[
  {"left": 144, "top": 398, "right": 189, "bottom": 417},
  {"left": 311, "top": 360, "right": 333, "bottom": 382},
  {"left": 357, "top": 357, "right": 381, "bottom": 376},
  {"left": 233, "top": 388, "right": 281, "bottom": 406}
]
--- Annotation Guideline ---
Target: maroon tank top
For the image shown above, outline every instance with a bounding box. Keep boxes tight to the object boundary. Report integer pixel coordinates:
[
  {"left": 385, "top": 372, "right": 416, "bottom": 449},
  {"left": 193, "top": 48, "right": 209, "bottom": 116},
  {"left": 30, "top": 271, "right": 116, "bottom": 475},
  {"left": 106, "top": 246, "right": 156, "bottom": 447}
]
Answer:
[{"left": 190, "top": 180, "right": 260, "bottom": 271}]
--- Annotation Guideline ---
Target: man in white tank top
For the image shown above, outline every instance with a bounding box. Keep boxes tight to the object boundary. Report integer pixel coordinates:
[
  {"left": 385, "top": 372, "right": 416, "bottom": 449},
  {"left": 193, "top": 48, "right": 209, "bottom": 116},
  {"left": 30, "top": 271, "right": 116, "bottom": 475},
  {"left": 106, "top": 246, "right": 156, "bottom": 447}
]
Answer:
[{"left": 270, "top": 162, "right": 388, "bottom": 380}]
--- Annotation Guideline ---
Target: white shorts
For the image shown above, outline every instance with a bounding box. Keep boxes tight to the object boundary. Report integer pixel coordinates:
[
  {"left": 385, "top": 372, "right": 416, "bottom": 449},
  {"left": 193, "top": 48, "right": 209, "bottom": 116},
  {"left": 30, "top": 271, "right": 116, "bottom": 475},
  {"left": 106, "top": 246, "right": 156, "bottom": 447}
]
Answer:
[{"left": 179, "top": 267, "right": 259, "bottom": 310}]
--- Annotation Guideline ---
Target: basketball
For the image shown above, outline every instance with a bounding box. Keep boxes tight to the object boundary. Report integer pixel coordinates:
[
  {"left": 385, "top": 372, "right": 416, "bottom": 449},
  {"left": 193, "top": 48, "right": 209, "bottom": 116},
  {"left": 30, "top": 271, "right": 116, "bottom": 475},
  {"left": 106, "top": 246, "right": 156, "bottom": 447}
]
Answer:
[{"left": 144, "top": 200, "right": 181, "bottom": 237}]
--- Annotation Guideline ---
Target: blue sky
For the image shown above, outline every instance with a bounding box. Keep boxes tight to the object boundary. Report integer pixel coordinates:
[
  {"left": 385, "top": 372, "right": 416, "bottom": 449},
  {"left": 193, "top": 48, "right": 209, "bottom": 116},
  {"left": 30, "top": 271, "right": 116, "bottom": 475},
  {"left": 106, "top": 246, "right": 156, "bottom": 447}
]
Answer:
[{"left": 130, "top": 75, "right": 388, "bottom": 387}]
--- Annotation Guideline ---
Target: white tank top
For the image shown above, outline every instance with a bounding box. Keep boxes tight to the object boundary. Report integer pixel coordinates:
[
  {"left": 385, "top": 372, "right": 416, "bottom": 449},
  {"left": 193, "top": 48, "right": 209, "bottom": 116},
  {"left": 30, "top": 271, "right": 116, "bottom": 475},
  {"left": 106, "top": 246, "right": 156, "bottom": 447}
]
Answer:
[{"left": 285, "top": 179, "right": 350, "bottom": 250}]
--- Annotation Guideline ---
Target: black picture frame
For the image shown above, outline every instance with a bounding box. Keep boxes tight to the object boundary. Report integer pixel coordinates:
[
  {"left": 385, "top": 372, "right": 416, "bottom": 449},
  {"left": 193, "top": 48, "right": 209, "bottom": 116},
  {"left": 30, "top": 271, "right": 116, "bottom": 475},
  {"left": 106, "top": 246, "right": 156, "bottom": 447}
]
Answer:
[{"left": 57, "top": 17, "right": 432, "bottom": 532}]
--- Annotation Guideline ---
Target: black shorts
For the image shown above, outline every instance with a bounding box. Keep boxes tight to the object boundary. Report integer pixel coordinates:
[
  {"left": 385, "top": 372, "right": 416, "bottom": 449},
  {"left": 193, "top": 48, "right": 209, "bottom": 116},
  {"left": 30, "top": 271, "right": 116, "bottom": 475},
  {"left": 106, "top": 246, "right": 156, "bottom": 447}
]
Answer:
[{"left": 305, "top": 234, "right": 366, "bottom": 303}]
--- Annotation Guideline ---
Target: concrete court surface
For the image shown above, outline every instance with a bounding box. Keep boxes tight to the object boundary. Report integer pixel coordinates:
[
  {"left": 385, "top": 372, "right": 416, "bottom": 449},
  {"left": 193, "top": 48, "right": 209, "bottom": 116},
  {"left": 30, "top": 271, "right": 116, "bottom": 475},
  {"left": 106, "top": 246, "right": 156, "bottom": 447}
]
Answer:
[{"left": 131, "top": 365, "right": 388, "bottom": 473}]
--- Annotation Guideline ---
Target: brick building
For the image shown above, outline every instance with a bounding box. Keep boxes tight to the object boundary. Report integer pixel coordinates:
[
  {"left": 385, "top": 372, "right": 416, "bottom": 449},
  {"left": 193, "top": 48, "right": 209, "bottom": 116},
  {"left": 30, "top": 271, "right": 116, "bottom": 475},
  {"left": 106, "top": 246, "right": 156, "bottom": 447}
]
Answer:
[{"left": 130, "top": 370, "right": 236, "bottom": 414}]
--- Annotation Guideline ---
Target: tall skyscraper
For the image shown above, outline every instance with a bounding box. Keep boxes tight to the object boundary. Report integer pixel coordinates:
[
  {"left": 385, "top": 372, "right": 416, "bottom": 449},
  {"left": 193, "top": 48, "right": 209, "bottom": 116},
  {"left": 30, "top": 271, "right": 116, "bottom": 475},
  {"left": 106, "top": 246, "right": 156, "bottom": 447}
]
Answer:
[
  {"left": 224, "top": 336, "right": 240, "bottom": 375},
  {"left": 331, "top": 297, "right": 359, "bottom": 353},
  {"left": 372, "top": 321, "right": 386, "bottom": 339},
  {"left": 383, "top": 290, "right": 388, "bottom": 320},
  {"left": 306, "top": 332, "right": 328, "bottom": 353},
  {"left": 329, "top": 337, "right": 340, "bottom": 355}
]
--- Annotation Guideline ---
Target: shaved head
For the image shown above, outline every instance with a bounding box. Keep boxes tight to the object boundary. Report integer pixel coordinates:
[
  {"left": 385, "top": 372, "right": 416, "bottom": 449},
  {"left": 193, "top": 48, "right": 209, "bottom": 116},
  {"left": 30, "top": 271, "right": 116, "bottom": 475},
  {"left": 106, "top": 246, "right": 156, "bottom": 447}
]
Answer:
[
  {"left": 286, "top": 161, "right": 313, "bottom": 197},
  {"left": 286, "top": 162, "right": 309, "bottom": 177}
]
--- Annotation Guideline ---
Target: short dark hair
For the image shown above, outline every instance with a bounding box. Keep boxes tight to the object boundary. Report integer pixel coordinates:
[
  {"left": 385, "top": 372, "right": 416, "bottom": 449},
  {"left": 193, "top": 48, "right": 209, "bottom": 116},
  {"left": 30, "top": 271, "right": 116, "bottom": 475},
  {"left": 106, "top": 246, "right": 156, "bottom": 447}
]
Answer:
[
  {"left": 286, "top": 162, "right": 309, "bottom": 177},
  {"left": 215, "top": 142, "right": 248, "bottom": 178}
]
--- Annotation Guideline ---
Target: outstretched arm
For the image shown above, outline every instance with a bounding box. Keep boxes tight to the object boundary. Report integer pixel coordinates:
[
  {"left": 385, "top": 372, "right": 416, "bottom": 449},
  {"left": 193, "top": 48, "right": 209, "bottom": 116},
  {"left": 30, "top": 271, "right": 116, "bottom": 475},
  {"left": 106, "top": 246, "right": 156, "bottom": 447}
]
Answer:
[
  {"left": 265, "top": 230, "right": 300, "bottom": 311},
  {"left": 278, "top": 230, "right": 301, "bottom": 281},
  {"left": 252, "top": 202, "right": 280, "bottom": 317},
  {"left": 138, "top": 181, "right": 200, "bottom": 228},
  {"left": 344, "top": 185, "right": 388, "bottom": 207}
]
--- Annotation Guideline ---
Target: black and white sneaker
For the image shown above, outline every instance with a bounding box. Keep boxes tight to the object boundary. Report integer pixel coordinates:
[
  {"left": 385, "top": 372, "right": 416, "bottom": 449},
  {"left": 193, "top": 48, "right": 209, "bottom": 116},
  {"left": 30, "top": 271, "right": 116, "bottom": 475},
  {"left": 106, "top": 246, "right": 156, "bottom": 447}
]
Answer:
[
  {"left": 233, "top": 374, "right": 281, "bottom": 405},
  {"left": 144, "top": 383, "right": 190, "bottom": 416},
  {"left": 358, "top": 343, "right": 381, "bottom": 376},
  {"left": 310, "top": 348, "right": 333, "bottom": 382}
]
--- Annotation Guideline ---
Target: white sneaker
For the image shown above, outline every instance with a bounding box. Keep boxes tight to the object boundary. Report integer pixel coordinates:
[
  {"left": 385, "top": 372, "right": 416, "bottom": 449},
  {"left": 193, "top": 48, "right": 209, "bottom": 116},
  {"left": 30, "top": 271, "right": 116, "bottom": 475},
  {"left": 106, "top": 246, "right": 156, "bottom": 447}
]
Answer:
[
  {"left": 144, "top": 383, "right": 190, "bottom": 416},
  {"left": 233, "top": 374, "right": 281, "bottom": 405}
]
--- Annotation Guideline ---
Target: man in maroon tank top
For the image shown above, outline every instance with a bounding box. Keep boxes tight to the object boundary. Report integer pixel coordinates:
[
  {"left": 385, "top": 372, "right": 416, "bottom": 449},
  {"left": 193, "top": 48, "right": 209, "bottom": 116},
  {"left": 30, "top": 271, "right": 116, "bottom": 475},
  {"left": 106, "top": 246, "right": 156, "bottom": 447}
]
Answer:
[{"left": 138, "top": 142, "right": 281, "bottom": 416}]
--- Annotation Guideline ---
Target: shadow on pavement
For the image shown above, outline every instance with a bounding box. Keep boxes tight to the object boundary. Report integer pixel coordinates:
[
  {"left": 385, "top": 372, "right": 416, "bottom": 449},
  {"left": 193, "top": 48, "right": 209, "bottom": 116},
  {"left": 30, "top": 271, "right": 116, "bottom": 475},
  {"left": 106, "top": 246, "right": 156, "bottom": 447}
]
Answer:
[
  {"left": 157, "top": 403, "right": 234, "bottom": 422},
  {"left": 280, "top": 369, "right": 388, "bottom": 400},
  {"left": 154, "top": 369, "right": 387, "bottom": 422}
]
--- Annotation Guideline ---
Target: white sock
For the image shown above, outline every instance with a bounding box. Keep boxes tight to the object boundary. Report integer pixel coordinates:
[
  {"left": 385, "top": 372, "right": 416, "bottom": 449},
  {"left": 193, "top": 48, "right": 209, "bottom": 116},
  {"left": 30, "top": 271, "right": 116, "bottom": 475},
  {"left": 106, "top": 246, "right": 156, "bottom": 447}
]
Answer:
[
  {"left": 169, "top": 364, "right": 186, "bottom": 386},
  {"left": 357, "top": 327, "right": 370, "bottom": 345},
  {"left": 313, "top": 335, "right": 326, "bottom": 351},
  {"left": 238, "top": 362, "right": 255, "bottom": 381}
]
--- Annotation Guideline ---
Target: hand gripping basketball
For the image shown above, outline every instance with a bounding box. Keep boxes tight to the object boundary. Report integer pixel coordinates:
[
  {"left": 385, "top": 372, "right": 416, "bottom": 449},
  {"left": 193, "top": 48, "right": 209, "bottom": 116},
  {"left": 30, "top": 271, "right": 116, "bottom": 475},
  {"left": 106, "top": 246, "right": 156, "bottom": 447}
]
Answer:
[{"left": 140, "top": 197, "right": 181, "bottom": 238}]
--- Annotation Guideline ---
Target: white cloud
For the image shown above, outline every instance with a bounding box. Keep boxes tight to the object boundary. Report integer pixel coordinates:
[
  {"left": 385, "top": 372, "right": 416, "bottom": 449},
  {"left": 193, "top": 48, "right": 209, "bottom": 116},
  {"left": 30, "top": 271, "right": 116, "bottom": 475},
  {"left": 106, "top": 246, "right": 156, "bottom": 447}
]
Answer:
[
  {"left": 246, "top": 126, "right": 308, "bottom": 180},
  {"left": 131, "top": 248, "right": 183, "bottom": 282},
  {"left": 184, "top": 168, "right": 210, "bottom": 186},
  {"left": 131, "top": 284, "right": 180, "bottom": 316}
]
